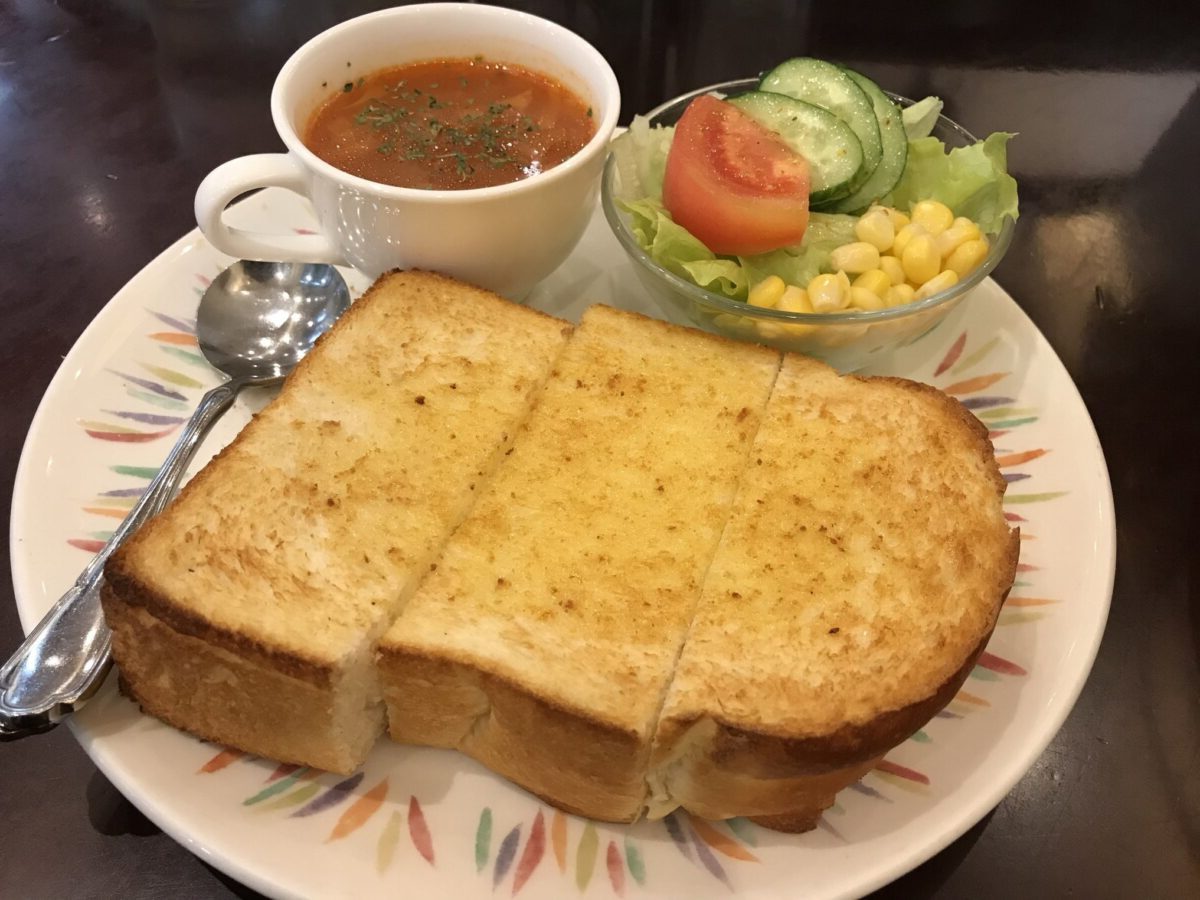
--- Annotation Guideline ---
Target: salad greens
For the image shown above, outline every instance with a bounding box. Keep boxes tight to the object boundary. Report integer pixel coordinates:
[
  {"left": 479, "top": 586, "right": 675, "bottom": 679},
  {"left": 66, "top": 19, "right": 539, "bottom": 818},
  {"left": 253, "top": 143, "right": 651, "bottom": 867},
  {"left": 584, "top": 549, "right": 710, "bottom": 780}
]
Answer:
[
  {"left": 610, "top": 83, "right": 1019, "bottom": 303},
  {"left": 621, "top": 197, "right": 747, "bottom": 297},
  {"left": 900, "top": 96, "right": 944, "bottom": 140},
  {"left": 883, "top": 132, "right": 1019, "bottom": 235}
]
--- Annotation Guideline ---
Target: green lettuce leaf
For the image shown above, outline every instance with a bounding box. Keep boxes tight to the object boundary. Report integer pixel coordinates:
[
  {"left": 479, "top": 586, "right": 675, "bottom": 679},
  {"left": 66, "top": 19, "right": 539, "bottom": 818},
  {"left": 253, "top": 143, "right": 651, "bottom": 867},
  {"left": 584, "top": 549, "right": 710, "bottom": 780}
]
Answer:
[
  {"left": 901, "top": 96, "right": 943, "bottom": 140},
  {"left": 681, "top": 259, "right": 747, "bottom": 297},
  {"left": 610, "top": 116, "right": 675, "bottom": 200},
  {"left": 619, "top": 197, "right": 745, "bottom": 297},
  {"left": 619, "top": 196, "right": 859, "bottom": 301},
  {"left": 883, "top": 132, "right": 1019, "bottom": 233},
  {"left": 739, "top": 213, "right": 860, "bottom": 288}
]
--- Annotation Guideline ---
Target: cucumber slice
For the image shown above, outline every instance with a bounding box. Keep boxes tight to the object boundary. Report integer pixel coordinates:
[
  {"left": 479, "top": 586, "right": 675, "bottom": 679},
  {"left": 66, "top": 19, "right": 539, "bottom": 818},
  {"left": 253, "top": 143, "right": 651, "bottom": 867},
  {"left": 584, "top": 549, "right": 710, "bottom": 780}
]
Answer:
[
  {"left": 727, "top": 90, "right": 863, "bottom": 204},
  {"left": 828, "top": 69, "right": 909, "bottom": 214},
  {"left": 759, "top": 58, "right": 882, "bottom": 192}
]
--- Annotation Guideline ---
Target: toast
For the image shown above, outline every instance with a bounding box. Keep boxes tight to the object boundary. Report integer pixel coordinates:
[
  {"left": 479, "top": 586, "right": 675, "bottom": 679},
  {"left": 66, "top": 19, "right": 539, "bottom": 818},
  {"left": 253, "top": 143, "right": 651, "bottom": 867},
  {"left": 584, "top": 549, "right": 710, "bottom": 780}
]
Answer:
[
  {"left": 101, "top": 270, "right": 1017, "bottom": 827},
  {"left": 101, "top": 270, "right": 571, "bottom": 773},
  {"left": 375, "top": 305, "right": 781, "bottom": 821},
  {"left": 646, "top": 354, "right": 1019, "bottom": 830}
]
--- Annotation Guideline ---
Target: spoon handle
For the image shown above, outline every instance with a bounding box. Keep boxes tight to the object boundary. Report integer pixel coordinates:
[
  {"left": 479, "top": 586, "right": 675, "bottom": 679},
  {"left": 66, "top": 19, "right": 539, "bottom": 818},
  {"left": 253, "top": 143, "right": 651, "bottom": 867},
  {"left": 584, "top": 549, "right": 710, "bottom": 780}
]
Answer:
[{"left": 0, "top": 378, "right": 246, "bottom": 740}]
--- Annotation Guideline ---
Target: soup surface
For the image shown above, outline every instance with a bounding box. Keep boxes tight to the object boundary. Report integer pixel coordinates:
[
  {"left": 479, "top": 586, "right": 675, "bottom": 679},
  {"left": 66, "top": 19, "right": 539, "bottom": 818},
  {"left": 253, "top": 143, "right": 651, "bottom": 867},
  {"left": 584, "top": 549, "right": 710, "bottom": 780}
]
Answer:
[{"left": 303, "top": 57, "right": 596, "bottom": 190}]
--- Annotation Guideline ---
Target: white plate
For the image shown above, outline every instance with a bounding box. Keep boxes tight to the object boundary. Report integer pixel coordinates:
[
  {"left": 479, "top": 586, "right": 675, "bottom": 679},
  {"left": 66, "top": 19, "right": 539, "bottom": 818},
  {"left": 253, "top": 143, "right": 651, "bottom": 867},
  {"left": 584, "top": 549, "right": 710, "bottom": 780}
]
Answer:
[{"left": 9, "top": 188, "right": 1115, "bottom": 900}]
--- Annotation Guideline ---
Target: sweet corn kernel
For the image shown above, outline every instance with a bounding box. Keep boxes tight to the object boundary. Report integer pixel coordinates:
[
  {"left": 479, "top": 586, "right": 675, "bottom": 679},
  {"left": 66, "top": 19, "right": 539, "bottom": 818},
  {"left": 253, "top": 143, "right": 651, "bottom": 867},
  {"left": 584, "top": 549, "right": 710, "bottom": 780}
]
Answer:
[
  {"left": 934, "top": 217, "right": 983, "bottom": 258},
  {"left": 882, "top": 206, "right": 911, "bottom": 230},
  {"left": 849, "top": 286, "right": 886, "bottom": 311},
  {"left": 807, "top": 273, "right": 848, "bottom": 312},
  {"left": 915, "top": 269, "right": 960, "bottom": 301},
  {"left": 821, "top": 323, "right": 870, "bottom": 347},
  {"left": 911, "top": 199, "right": 955, "bottom": 236},
  {"left": 944, "top": 237, "right": 990, "bottom": 277},
  {"left": 854, "top": 208, "right": 895, "bottom": 251},
  {"left": 902, "top": 233, "right": 940, "bottom": 285},
  {"left": 878, "top": 254, "right": 905, "bottom": 286},
  {"left": 829, "top": 241, "right": 881, "bottom": 274},
  {"left": 714, "top": 313, "right": 754, "bottom": 334},
  {"left": 853, "top": 269, "right": 892, "bottom": 298},
  {"left": 892, "top": 222, "right": 927, "bottom": 259},
  {"left": 777, "top": 285, "right": 812, "bottom": 313},
  {"left": 755, "top": 321, "right": 787, "bottom": 340},
  {"left": 885, "top": 283, "right": 916, "bottom": 306},
  {"left": 784, "top": 324, "right": 819, "bottom": 338},
  {"left": 748, "top": 275, "right": 786, "bottom": 308}
]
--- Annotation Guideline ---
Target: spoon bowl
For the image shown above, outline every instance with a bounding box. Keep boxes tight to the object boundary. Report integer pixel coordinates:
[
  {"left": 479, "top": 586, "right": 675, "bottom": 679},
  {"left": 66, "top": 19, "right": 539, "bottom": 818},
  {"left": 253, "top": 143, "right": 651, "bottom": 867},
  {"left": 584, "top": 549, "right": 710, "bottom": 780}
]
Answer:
[
  {"left": 199, "top": 261, "right": 351, "bottom": 381},
  {"left": 0, "top": 260, "right": 352, "bottom": 739}
]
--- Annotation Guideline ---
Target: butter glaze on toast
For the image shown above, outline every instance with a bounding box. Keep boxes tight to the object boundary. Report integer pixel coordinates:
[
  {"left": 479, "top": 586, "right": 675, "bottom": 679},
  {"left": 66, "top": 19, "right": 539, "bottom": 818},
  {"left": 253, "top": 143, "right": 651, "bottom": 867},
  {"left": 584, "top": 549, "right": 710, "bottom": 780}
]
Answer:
[
  {"left": 376, "top": 305, "right": 781, "bottom": 821},
  {"left": 102, "top": 271, "right": 571, "bottom": 773},
  {"left": 647, "top": 354, "right": 1019, "bottom": 830}
]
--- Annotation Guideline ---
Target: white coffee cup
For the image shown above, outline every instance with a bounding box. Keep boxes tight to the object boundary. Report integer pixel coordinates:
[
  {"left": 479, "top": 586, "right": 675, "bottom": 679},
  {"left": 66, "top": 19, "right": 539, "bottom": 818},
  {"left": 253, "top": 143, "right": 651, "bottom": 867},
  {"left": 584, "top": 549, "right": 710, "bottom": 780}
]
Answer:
[{"left": 194, "top": 3, "right": 620, "bottom": 298}]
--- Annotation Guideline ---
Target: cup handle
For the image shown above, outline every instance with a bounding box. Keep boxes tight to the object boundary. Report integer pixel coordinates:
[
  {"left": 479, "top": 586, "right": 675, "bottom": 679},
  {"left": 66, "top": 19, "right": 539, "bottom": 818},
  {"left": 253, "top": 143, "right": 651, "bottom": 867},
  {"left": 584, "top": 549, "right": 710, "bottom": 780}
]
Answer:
[{"left": 194, "top": 153, "right": 344, "bottom": 264}]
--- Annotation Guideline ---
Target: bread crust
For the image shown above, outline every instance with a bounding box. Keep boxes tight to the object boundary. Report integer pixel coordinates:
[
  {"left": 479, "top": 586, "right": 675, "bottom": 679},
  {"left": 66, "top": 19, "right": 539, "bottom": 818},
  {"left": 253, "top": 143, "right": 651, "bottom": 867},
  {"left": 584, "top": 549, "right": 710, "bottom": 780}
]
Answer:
[
  {"left": 651, "top": 628, "right": 1005, "bottom": 829},
  {"left": 102, "top": 584, "right": 380, "bottom": 773},
  {"left": 104, "top": 520, "right": 338, "bottom": 688},
  {"left": 378, "top": 646, "right": 650, "bottom": 822}
]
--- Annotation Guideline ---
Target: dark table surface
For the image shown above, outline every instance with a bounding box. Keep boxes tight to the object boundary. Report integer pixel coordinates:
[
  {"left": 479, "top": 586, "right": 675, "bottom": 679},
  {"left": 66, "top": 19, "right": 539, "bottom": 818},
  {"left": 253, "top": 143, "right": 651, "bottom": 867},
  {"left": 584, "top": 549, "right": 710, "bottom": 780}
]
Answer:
[{"left": 2, "top": 1, "right": 1198, "bottom": 897}]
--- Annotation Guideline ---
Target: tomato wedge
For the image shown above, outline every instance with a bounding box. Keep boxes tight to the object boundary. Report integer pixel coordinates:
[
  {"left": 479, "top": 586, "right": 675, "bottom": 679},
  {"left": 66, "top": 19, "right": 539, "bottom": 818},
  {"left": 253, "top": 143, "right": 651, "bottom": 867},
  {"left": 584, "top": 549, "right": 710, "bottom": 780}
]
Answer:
[{"left": 662, "top": 94, "right": 811, "bottom": 256}]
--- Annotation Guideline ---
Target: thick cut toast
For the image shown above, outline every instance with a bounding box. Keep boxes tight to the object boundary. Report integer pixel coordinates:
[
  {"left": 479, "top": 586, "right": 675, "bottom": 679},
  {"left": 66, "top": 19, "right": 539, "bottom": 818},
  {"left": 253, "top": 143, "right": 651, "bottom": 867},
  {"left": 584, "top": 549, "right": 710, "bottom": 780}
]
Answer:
[
  {"left": 376, "top": 305, "right": 781, "bottom": 821},
  {"left": 102, "top": 271, "right": 1016, "bottom": 825},
  {"left": 101, "top": 271, "right": 571, "bottom": 773},
  {"left": 647, "top": 355, "right": 1019, "bottom": 830}
]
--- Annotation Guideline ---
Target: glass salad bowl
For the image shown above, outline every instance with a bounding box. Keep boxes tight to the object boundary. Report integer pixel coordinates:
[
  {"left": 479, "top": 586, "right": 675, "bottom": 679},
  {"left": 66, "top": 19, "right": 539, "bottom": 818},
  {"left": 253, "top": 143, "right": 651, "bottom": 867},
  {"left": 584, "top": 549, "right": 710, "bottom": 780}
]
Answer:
[{"left": 601, "top": 78, "right": 1015, "bottom": 372}]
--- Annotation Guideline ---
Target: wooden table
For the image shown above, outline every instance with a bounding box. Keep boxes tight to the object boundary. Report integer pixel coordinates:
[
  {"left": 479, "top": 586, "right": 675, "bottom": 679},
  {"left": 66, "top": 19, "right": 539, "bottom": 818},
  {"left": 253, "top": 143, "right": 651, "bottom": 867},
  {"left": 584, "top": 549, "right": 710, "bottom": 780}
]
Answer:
[{"left": 2, "top": 2, "right": 1197, "bottom": 897}]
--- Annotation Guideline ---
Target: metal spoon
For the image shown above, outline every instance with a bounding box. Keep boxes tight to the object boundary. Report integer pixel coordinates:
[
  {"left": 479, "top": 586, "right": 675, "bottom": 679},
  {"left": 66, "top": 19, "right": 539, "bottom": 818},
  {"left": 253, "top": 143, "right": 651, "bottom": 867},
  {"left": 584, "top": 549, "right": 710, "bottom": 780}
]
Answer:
[{"left": 0, "top": 260, "right": 352, "bottom": 740}]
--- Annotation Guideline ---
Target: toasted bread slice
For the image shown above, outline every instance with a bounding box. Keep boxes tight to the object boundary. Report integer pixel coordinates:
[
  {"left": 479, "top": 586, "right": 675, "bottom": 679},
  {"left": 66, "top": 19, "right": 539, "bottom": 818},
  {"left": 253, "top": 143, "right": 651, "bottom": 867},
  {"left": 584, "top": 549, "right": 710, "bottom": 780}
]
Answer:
[
  {"left": 101, "top": 270, "right": 571, "bottom": 773},
  {"left": 647, "top": 354, "right": 1019, "bottom": 830},
  {"left": 376, "top": 306, "right": 781, "bottom": 821}
]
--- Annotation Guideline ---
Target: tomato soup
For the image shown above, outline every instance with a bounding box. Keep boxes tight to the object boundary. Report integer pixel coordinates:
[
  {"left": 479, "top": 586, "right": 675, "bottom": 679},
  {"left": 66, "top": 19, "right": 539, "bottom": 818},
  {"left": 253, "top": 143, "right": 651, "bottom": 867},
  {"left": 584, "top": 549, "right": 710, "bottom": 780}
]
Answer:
[{"left": 303, "top": 57, "right": 596, "bottom": 190}]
